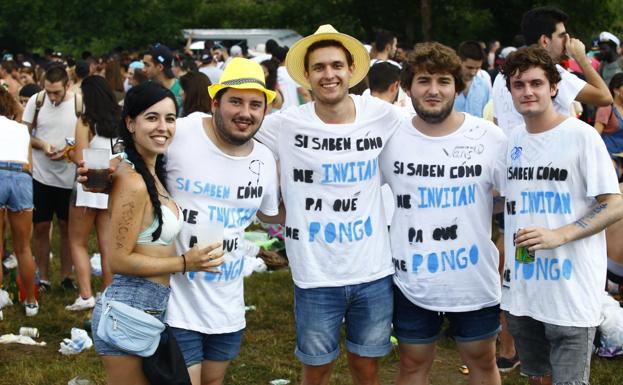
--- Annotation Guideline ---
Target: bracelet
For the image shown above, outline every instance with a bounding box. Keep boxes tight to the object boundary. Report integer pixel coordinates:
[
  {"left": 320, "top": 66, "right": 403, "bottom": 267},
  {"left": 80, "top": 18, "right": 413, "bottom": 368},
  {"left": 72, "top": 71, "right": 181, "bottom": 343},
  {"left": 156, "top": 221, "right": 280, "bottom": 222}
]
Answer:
[{"left": 181, "top": 253, "right": 187, "bottom": 274}]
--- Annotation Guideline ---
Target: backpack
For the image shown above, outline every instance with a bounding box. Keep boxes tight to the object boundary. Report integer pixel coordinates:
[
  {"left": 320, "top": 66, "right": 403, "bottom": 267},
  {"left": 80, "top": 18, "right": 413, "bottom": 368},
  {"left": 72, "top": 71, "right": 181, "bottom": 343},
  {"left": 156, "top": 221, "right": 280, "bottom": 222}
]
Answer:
[{"left": 30, "top": 90, "right": 83, "bottom": 130}]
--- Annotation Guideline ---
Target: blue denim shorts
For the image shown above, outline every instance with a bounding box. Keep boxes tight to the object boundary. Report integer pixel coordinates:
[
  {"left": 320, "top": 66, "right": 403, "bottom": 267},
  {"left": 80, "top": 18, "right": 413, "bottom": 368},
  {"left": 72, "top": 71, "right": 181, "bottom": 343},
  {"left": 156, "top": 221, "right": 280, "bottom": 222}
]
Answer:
[
  {"left": 91, "top": 275, "right": 171, "bottom": 356},
  {"left": 294, "top": 275, "right": 393, "bottom": 366},
  {"left": 0, "top": 170, "right": 33, "bottom": 211},
  {"left": 171, "top": 327, "right": 244, "bottom": 366},
  {"left": 393, "top": 285, "right": 501, "bottom": 344},
  {"left": 506, "top": 312, "right": 595, "bottom": 382}
]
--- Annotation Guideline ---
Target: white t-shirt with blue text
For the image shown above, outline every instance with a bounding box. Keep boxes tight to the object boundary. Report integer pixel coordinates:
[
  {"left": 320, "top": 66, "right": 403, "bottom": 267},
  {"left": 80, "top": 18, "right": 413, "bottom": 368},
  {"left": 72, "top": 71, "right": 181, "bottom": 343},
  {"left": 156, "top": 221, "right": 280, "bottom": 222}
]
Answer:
[
  {"left": 165, "top": 114, "right": 279, "bottom": 334},
  {"left": 256, "top": 94, "right": 402, "bottom": 288},
  {"left": 501, "top": 117, "right": 620, "bottom": 327},
  {"left": 381, "top": 114, "right": 507, "bottom": 312}
]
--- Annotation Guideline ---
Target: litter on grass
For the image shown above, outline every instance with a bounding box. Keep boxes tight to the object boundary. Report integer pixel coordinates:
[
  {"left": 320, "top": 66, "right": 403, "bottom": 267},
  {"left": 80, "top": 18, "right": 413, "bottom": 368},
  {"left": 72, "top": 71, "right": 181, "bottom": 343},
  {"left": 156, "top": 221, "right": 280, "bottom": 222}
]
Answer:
[
  {"left": 59, "top": 328, "right": 93, "bottom": 355},
  {"left": 269, "top": 380, "right": 290, "bottom": 385},
  {"left": 0, "top": 333, "right": 46, "bottom": 346}
]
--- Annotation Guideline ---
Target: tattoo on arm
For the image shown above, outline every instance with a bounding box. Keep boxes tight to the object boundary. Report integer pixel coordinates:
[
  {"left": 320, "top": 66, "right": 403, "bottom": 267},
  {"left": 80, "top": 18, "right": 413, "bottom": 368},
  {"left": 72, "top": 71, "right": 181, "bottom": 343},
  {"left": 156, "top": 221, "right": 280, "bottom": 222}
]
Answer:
[
  {"left": 115, "top": 201, "right": 136, "bottom": 250},
  {"left": 574, "top": 203, "right": 608, "bottom": 229}
]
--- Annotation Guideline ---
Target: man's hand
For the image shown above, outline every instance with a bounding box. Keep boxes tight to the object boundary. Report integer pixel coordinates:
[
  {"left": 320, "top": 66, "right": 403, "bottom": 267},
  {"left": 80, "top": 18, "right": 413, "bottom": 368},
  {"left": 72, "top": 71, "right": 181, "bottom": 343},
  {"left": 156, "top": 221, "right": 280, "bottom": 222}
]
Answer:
[
  {"left": 42, "top": 142, "right": 57, "bottom": 157},
  {"left": 565, "top": 38, "right": 587, "bottom": 62},
  {"left": 258, "top": 248, "right": 288, "bottom": 270},
  {"left": 49, "top": 146, "right": 67, "bottom": 161},
  {"left": 515, "top": 227, "right": 566, "bottom": 252}
]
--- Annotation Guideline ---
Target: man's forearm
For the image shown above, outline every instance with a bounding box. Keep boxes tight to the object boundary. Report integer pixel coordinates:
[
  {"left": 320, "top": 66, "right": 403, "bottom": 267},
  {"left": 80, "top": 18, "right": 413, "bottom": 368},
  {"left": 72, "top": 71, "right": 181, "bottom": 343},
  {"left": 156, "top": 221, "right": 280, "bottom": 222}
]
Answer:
[
  {"left": 30, "top": 136, "right": 46, "bottom": 151},
  {"left": 558, "top": 194, "right": 623, "bottom": 244},
  {"left": 575, "top": 56, "right": 612, "bottom": 106}
]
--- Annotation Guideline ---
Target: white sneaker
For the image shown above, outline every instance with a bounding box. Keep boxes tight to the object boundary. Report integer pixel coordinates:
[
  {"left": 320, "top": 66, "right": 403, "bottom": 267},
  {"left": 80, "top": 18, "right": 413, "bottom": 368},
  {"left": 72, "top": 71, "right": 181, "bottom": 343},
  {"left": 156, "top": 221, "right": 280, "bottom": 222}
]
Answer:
[
  {"left": 25, "top": 301, "right": 39, "bottom": 317},
  {"left": 65, "top": 296, "right": 95, "bottom": 311},
  {"left": 0, "top": 289, "right": 12, "bottom": 308},
  {"left": 2, "top": 254, "right": 17, "bottom": 269}
]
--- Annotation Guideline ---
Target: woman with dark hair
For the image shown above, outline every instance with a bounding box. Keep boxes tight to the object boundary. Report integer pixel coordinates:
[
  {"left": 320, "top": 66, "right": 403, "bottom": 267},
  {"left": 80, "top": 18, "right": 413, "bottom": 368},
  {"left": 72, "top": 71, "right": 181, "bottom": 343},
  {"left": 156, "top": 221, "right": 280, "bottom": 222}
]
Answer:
[
  {"left": 0, "top": 86, "right": 38, "bottom": 318},
  {"left": 89, "top": 81, "right": 222, "bottom": 384},
  {"left": 105, "top": 58, "right": 125, "bottom": 102},
  {"left": 66, "top": 75, "right": 121, "bottom": 311},
  {"left": 179, "top": 71, "right": 212, "bottom": 117},
  {"left": 260, "top": 59, "right": 284, "bottom": 111}
]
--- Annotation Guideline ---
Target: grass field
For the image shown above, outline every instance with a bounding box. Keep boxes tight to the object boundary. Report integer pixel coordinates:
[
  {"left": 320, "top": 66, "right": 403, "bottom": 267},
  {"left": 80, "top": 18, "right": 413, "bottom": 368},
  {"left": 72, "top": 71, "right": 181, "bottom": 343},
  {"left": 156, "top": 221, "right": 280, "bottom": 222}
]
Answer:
[{"left": 1, "top": 228, "right": 622, "bottom": 385}]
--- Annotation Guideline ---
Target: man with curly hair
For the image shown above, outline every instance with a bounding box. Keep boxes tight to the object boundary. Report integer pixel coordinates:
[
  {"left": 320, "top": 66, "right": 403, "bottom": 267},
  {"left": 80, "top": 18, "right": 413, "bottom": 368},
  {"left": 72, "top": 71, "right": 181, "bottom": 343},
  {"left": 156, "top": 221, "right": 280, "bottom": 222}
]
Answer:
[{"left": 381, "top": 42, "right": 506, "bottom": 385}]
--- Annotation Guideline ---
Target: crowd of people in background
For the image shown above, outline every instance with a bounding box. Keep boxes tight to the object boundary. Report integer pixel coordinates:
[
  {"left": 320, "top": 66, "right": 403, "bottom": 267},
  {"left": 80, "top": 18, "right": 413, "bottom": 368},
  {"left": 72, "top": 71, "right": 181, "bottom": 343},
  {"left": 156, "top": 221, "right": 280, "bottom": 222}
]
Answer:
[{"left": 1, "top": 5, "right": 623, "bottom": 385}]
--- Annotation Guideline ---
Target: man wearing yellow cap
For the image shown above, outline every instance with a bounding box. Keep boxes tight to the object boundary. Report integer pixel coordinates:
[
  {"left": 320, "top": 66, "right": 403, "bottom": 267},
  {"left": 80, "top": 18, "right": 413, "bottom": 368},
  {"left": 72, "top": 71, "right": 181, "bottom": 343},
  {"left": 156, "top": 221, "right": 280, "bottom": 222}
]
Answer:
[
  {"left": 256, "top": 25, "right": 404, "bottom": 385},
  {"left": 164, "top": 57, "right": 281, "bottom": 385}
]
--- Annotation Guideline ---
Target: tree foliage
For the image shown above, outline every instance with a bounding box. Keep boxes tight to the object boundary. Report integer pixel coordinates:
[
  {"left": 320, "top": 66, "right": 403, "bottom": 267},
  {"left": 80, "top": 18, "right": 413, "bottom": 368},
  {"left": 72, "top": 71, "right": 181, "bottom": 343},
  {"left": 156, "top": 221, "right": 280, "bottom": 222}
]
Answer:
[{"left": 1, "top": 0, "right": 622, "bottom": 55}]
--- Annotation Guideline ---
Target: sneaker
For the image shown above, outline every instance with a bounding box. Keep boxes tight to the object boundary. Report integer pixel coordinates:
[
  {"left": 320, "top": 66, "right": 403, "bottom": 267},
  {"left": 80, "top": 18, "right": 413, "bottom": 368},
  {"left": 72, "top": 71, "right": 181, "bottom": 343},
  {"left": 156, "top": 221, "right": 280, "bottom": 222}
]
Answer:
[
  {"left": 65, "top": 296, "right": 95, "bottom": 311},
  {"left": 497, "top": 354, "right": 520, "bottom": 373},
  {"left": 2, "top": 254, "right": 17, "bottom": 269},
  {"left": 60, "top": 277, "right": 77, "bottom": 291},
  {"left": 38, "top": 280, "right": 52, "bottom": 292},
  {"left": 0, "top": 289, "right": 13, "bottom": 308},
  {"left": 25, "top": 301, "right": 39, "bottom": 317}
]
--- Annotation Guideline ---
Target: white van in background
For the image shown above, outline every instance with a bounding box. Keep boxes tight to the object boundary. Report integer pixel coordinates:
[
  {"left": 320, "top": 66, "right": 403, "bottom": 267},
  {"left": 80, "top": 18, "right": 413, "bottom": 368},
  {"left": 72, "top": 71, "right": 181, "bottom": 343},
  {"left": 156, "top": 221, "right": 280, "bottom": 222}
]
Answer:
[{"left": 182, "top": 29, "right": 302, "bottom": 52}]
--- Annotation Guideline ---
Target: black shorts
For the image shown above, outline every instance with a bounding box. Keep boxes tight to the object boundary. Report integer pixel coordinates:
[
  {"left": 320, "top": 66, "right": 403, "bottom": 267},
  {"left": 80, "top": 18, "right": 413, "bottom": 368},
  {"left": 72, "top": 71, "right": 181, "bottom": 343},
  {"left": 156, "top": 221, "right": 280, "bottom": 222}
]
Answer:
[{"left": 32, "top": 179, "right": 72, "bottom": 223}]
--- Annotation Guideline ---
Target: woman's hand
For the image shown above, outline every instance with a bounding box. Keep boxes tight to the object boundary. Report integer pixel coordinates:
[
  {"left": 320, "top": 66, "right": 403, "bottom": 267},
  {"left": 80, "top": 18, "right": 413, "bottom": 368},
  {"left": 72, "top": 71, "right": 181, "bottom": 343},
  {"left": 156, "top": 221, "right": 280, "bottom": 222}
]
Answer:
[
  {"left": 77, "top": 160, "right": 115, "bottom": 193},
  {"left": 184, "top": 242, "right": 225, "bottom": 273}
]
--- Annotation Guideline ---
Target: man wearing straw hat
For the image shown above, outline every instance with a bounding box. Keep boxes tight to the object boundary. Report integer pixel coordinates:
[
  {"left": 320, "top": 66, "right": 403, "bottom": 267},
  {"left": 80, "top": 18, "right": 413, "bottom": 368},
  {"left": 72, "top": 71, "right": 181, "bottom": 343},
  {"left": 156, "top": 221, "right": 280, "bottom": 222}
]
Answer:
[{"left": 256, "top": 25, "right": 404, "bottom": 385}]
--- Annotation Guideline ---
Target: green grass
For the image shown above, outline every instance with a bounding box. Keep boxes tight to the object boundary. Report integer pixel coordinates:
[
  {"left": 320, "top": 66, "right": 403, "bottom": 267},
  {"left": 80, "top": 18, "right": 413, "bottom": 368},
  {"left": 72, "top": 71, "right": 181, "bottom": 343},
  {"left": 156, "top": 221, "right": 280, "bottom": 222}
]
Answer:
[{"left": 1, "top": 226, "right": 622, "bottom": 384}]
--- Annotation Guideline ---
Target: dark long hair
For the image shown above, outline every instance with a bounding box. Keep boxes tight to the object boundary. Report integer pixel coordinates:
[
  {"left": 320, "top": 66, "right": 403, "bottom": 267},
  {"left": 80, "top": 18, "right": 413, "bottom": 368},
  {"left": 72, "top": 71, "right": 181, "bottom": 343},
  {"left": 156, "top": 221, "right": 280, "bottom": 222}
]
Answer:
[
  {"left": 180, "top": 71, "right": 212, "bottom": 116},
  {"left": 119, "top": 81, "right": 178, "bottom": 242},
  {"left": 105, "top": 58, "right": 125, "bottom": 93},
  {"left": 260, "top": 59, "right": 279, "bottom": 91},
  {"left": 81, "top": 75, "right": 121, "bottom": 138}
]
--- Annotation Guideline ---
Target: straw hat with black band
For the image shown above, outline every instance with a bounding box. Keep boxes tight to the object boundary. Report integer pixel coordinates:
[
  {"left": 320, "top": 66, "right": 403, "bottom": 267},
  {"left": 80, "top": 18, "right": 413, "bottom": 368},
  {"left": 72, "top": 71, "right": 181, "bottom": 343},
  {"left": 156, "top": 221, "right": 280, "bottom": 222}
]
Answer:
[
  {"left": 208, "top": 57, "right": 276, "bottom": 104},
  {"left": 285, "top": 24, "right": 370, "bottom": 90}
]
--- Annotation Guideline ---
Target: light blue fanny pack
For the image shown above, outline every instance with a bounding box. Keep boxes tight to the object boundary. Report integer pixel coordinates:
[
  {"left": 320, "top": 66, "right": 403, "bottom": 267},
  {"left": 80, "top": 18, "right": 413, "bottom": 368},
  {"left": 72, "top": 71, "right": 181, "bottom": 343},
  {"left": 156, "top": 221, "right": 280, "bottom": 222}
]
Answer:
[{"left": 97, "top": 290, "right": 165, "bottom": 357}]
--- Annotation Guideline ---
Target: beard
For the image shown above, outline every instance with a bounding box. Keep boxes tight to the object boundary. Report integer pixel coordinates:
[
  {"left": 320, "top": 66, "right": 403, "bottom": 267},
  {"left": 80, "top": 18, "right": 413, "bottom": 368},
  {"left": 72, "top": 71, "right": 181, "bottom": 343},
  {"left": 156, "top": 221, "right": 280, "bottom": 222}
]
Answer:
[
  {"left": 413, "top": 97, "right": 454, "bottom": 124},
  {"left": 213, "top": 107, "right": 263, "bottom": 146}
]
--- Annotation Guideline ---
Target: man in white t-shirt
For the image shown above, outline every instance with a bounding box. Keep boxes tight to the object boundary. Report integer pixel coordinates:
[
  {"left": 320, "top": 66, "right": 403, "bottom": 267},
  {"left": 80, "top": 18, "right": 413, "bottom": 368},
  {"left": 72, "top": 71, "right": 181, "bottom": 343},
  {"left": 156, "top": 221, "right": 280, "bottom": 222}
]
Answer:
[
  {"left": 501, "top": 46, "right": 622, "bottom": 385},
  {"left": 381, "top": 42, "right": 505, "bottom": 385},
  {"left": 490, "top": 7, "right": 612, "bottom": 370},
  {"left": 273, "top": 46, "right": 311, "bottom": 110},
  {"left": 370, "top": 30, "right": 400, "bottom": 68},
  {"left": 255, "top": 25, "right": 402, "bottom": 385},
  {"left": 22, "top": 64, "right": 77, "bottom": 300},
  {"left": 165, "top": 58, "right": 280, "bottom": 385},
  {"left": 198, "top": 53, "right": 223, "bottom": 85},
  {"left": 492, "top": 6, "right": 611, "bottom": 136}
]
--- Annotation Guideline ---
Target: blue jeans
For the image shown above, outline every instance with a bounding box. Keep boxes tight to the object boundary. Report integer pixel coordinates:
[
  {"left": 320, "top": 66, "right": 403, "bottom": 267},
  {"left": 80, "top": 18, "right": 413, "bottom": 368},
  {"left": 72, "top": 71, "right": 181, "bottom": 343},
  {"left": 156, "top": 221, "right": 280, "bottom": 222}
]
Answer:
[
  {"left": 294, "top": 275, "right": 393, "bottom": 365},
  {"left": 393, "top": 285, "right": 501, "bottom": 344},
  {"left": 0, "top": 170, "right": 33, "bottom": 211},
  {"left": 92, "top": 275, "right": 170, "bottom": 356},
  {"left": 171, "top": 327, "right": 244, "bottom": 366}
]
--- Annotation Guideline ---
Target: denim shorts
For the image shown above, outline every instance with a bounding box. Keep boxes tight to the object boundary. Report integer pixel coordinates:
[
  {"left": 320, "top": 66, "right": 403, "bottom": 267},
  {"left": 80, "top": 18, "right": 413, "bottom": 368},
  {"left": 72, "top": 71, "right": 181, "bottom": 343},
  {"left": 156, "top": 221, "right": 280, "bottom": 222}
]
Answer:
[
  {"left": 294, "top": 275, "right": 393, "bottom": 366},
  {"left": 92, "top": 275, "right": 171, "bottom": 356},
  {"left": 171, "top": 327, "right": 244, "bottom": 366},
  {"left": 393, "top": 285, "right": 501, "bottom": 344},
  {"left": 0, "top": 170, "right": 33, "bottom": 211},
  {"left": 506, "top": 312, "right": 595, "bottom": 383}
]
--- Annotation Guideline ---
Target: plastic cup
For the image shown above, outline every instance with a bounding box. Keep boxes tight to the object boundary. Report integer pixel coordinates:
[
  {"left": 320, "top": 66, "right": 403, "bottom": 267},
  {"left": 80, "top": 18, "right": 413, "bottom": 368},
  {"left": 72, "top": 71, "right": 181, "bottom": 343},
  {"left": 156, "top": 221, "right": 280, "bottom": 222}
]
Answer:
[
  {"left": 194, "top": 221, "right": 225, "bottom": 259},
  {"left": 83, "top": 148, "right": 110, "bottom": 190}
]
